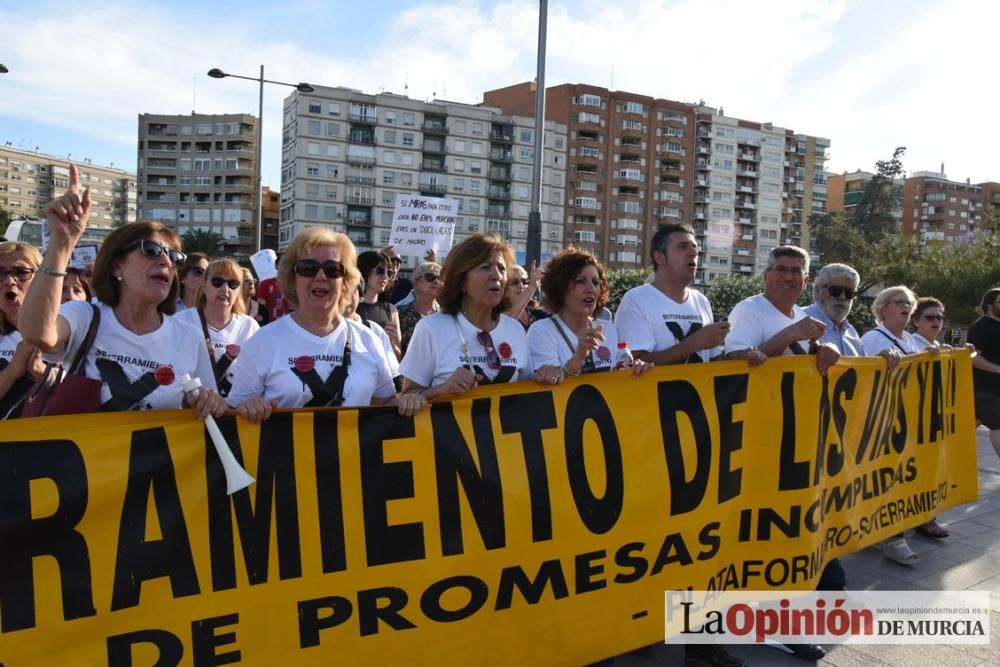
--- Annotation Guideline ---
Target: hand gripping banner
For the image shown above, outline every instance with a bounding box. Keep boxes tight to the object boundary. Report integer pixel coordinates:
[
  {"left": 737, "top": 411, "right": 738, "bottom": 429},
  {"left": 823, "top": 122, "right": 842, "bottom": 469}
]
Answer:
[{"left": 0, "top": 351, "right": 979, "bottom": 666}]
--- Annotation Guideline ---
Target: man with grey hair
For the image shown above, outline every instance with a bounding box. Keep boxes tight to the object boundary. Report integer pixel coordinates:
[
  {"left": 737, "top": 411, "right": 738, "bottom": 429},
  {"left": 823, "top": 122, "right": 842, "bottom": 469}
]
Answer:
[
  {"left": 725, "top": 246, "right": 839, "bottom": 374},
  {"left": 805, "top": 263, "right": 902, "bottom": 366}
]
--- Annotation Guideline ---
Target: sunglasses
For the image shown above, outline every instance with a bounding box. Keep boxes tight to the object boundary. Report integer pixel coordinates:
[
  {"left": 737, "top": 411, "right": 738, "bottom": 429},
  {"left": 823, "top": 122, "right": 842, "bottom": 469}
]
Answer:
[
  {"left": 922, "top": 314, "right": 944, "bottom": 321},
  {"left": 421, "top": 272, "right": 440, "bottom": 283},
  {"left": 374, "top": 265, "right": 397, "bottom": 278},
  {"left": 892, "top": 298, "right": 914, "bottom": 309},
  {"left": 123, "top": 239, "right": 187, "bottom": 266},
  {"left": 295, "top": 259, "right": 347, "bottom": 279},
  {"left": 210, "top": 276, "right": 241, "bottom": 290},
  {"left": 476, "top": 331, "right": 502, "bottom": 370},
  {"left": 0, "top": 267, "right": 35, "bottom": 281},
  {"left": 510, "top": 278, "right": 530, "bottom": 287},
  {"left": 189, "top": 266, "right": 206, "bottom": 277},
  {"left": 824, "top": 285, "right": 856, "bottom": 299}
]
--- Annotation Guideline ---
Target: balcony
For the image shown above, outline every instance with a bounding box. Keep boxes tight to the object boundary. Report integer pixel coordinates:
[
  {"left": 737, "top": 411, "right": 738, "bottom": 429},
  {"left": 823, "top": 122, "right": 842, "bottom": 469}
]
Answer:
[
  {"left": 488, "top": 187, "right": 511, "bottom": 200},
  {"left": 693, "top": 193, "right": 709, "bottom": 204},
  {"left": 422, "top": 121, "right": 449, "bottom": 135},
  {"left": 490, "top": 149, "right": 513, "bottom": 162},
  {"left": 346, "top": 155, "right": 376, "bottom": 167},
  {"left": 694, "top": 178, "right": 708, "bottom": 188},
  {"left": 660, "top": 159, "right": 682, "bottom": 172},
  {"left": 487, "top": 206, "right": 511, "bottom": 219},
  {"left": 348, "top": 134, "right": 376, "bottom": 146},
  {"left": 737, "top": 168, "right": 757, "bottom": 177},
  {"left": 693, "top": 207, "right": 707, "bottom": 220},
  {"left": 739, "top": 152, "right": 759, "bottom": 162},
  {"left": 345, "top": 175, "right": 376, "bottom": 186},
  {"left": 421, "top": 158, "right": 446, "bottom": 172},
  {"left": 349, "top": 113, "right": 377, "bottom": 125},
  {"left": 696, "top": 142, "right": 711, "bottom": 154},
  {"left": 735, "top": 200, "right": 756, "bottom": 209},
  {"left": 695, "top": 159, "right": 711, "bottom": 171},
  {"left": 738, "top": 217, "right": 753, "bottom": 225},
  {"left": 489, "top": 131, "right": 513, "bottom": 143},
  {"left": 347, "top": 195, "right": 375, "bottom": 206},
  {"left": 489, "top": 167, "right": 511, "bottom": 181},
  {"left": 419, "top": 182, "right": 446, "bottom": 195},
  {"left": 422, "top": 141, "right": 446, "bottom": 155},
  {"left": 346, "top": 215, "right": 373, "bottom": 226}
]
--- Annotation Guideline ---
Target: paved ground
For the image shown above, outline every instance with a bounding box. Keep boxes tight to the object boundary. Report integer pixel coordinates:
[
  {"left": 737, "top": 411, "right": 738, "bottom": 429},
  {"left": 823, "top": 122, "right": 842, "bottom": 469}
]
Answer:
[{"left": 620, "top": 426, "right": 1000, "bottom": 667}]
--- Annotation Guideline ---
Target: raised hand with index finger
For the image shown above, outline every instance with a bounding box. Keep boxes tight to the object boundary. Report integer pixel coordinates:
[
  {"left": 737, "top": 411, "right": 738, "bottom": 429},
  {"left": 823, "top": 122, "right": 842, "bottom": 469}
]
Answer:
[{"left": 43, "top": 164, "right": 92, "bottom": 248}]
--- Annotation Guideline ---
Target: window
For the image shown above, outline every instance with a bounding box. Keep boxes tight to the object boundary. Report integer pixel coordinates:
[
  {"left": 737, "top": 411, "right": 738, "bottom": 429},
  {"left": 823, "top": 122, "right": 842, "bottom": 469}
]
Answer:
[
  {"left": 453, "top": 178, "right": 464, "bottom": 191},
  {"left": 385, "top": 110, "right": 396, "bottom": 125},
  {"left": 555, "top": 137, "right": 564, "bottom": 149},
  {"left": 577, "top": 94, "right": 602, "bottom": 107},
  {"left": 714, "top": 143, "right": 734, "bottom": 154},
  {"left": 193, "top": 159, "right": 211, "bottom": 170},
  {"left": 665, "top": 126, "right": 684, "bottom": 137},
  {"left": 469, "top": 180, "right": 481, "bottom": 193},
  {"left": 666, "top": 142, "right": 683, "bottom": 153},
  {"left": 308, "top": 101, "right": 322, "bottom": 113},
  {"left": 307, "top": 163, "right": 319, "bottom": 176},
  {"left": 305, "top": 204, "right": 319, "bottom": 218},
  {"left": 471, "top": 122, "right": 483, "bottom": 136},
  {"left": 306, "top": 183, "right": 319, "bottom": 196},
  {"left": 325, "top": 122, "right": 340, "bottom": 137},
  {"left": 577, "top": 111, "right": 601, "bottom": 124},
  {"left": 520, "top": 129, "right": 532, "bottom": 142},
  {"left": 580, "top": 147, "right": 600, "bottom": 158},
  {"left": 308, "top": 120, "right": 321, "bottom": 135},
  {"left": 712, "top": 158, "right": 734, "bottom": 170},
  {"left": 622, "top": 119, "right": 643, "bottom": 131},
  {"left": 307, "top": 142, "right": 320, "bottom": 155},
  {"left": 622, "top": 101, "right": 645, "bottom": 114},
  {"left": 383, "top": 171, "right": 395, "bottom": 185},
  {"left": 323, "top": 206, "right": 337, "bottom": 221},
  {"left": 326, "top": 164, "right": 338, "bottom": 178},
  {"left": 714, "top": 127, "right": 734, "bottom": 138},
  {"left": 520, "top": 148, "right": 533, "bottom": 160},
  {"left": 402, "top": 112, "right": 415, "bottom": 126},
  {"left": 402, "top": 133, "right": 414, "bottom": 146},
  {"left": 454, "top": 158, "right": 465, "bottom": 171},
  {"left": 574, "top": 197, "right": 598, "bottom": 208},
  {"left": 712, "top": 191, "right": 732, "bottom": 202},
  {"left": 326, "top": 102, "right": 341, "bottom": 116},
  {"left": 384, "top": 130, "right": 396, "bottom": 144},
  {"left": 454, "top": 139, "right": 466, "bottom": 152}
]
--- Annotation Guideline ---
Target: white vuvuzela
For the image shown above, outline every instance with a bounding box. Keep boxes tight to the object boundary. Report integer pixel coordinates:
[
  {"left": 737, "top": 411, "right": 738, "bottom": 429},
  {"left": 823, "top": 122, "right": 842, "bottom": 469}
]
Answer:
[{"left": 180, "top": 373, "right": 255, "bottom": 494}]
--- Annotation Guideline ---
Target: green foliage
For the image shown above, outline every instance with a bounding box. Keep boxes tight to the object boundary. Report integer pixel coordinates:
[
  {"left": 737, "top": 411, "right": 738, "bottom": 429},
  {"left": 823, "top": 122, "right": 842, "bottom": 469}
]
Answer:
[
  {"left": 604, "top": 268, "right": 648, "bottom": 313},
  {"left": 908, "top": 231, "right": 1000, "bottom": 326},
  {"left": 181, "top": 228, "right": 224, "bottom": 256},
  {"left": 706, "top": 274, "right": 763, "bottom": 319},
  {"left": 852, "top": 146, "right": 906, "bottom": 243},
  {"left": 0, "top": 208, "right": 11, "bottom": 238}
]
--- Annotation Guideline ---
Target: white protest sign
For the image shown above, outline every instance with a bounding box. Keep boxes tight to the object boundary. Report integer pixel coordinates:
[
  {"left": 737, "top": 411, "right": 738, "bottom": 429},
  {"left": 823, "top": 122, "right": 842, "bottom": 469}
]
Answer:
[
  {"left": 389, "top": 194, "right": 457, "bottom": 257},
  {"left": 250, "top": 249, "right": 278, "bottom": 281},
  {"left": 70, "top": 243, "right": 99, "bottom": 270}
]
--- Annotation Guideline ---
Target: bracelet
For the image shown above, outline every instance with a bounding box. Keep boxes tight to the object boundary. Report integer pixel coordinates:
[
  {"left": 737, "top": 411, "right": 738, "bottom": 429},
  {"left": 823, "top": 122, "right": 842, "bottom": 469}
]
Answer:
[
  {"left": 38, "top": 265, "right": 68, "bottom": 278},
  {"left": 562, "top": 362, "right": 581, "bottom": 377}
]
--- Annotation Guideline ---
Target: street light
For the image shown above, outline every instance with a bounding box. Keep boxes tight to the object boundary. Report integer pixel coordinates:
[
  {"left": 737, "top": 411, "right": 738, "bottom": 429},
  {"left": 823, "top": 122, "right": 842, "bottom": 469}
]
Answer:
[
  {"left": 206, "top": 66, "right": 314, "bottom": 254},
  {"left": 0, "top": 64, "right": 9, "bottom": 74}
]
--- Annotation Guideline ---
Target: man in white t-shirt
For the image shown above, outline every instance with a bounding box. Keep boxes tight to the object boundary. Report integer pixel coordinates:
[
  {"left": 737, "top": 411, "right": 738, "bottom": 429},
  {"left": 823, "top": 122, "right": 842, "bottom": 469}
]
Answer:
[
  {"left": 725, "top": 246, "right": 839, "bottom": 374},
  {"left": 615, "top": 223, "right": 729, "bottom": 364}
]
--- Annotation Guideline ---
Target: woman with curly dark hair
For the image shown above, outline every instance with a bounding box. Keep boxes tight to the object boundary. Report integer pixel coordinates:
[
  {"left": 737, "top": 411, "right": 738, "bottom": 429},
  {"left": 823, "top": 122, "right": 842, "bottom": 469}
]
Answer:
[{"left": 527, "top": 248, "right": 651, "bottom": 378}]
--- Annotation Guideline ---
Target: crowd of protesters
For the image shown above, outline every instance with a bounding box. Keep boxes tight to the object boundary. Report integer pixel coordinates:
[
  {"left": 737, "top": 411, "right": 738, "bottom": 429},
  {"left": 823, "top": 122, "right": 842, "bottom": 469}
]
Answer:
[{"left": 2, "top": 166, "right": 998, "bottom": 666}]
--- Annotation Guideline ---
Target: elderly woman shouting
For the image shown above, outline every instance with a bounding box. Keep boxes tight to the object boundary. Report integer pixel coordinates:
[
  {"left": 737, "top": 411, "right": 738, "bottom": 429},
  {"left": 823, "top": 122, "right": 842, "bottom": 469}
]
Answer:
[
  {"left": 527, "top": 248, "right": 651, "bottom": 378},
  {"left": 0, "top": 242, "right": 48, "bottom": 418},
  {"left": 21, "top": 166, "right": 225, "bottom": 418},
  {"left": 399, "top": 234, "right": 553, "bottom": 405},
  {"left": 227, "top": 228, "right": 417, "bottom": 421}
]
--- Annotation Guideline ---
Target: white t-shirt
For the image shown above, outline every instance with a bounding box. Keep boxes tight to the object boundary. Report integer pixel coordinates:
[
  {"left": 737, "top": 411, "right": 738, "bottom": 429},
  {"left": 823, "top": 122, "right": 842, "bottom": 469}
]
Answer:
[
  {"left": 0, "top": 327, "right": 32, "bottom": 417},
  {"left": 725, "top": 294, "right": 811, "bottom": 355},
  {"left": 614, "top": 283, "right": 719, "bottom": 362},
  {"left": 226, "top": 315, "right": 395, "bottom": 408},
  {"left": 0, "top": 327, "right": 21, "bottom": 369},
  {"left": 399, "top": 312, "right": 532, "bottom": 388},
  {"left": 173, "top": 309, "right": 260, "bottom": 396},
  {"left": 861, "top": 325, "right": 920, "bottom": 356},
  {"left": 527, "top": 315, "right": 618, "bottom": 373},
  {"left": 911, "top": 333, "right": 937, "bottom": 351},
  {"left": 49, "top": 300, "right": 217, "bottom": 411},
  {"left": 366, "top": 319, "right": 400, "bottom": 377}
]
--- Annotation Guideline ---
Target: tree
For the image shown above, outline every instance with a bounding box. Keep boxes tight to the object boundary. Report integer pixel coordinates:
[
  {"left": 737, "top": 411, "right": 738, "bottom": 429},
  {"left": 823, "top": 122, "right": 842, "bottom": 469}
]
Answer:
[
  {"left": 604, "top": 268, "right": 647, "bottom": 313},
  {"left": 852, "top": 146, "right": 906, "bottom": 243},
  {"left": 706, "top": 274, "right": 811, "bottom": 320},
  {"left": 0, "top": 208, "right": 11, "bottom": 238},
  {"left": 182, "top": 229, "right": 224, "bottom": 256}
]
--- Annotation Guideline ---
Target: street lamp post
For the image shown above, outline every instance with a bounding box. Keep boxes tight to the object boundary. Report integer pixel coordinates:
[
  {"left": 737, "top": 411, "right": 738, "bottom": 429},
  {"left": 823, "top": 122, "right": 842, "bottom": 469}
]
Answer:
[
  {"left": 0, "top": 64, "right": 9, "bottom": 74},
  {"left": 207, "top": 66, "right": 314, "bottom": 254}
]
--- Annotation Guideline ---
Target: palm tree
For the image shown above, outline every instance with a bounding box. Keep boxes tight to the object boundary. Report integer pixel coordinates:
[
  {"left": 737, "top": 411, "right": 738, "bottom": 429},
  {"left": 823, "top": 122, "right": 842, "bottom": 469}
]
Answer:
[{"left": 182, "top": 229, "right": 224, "bottom": 256}]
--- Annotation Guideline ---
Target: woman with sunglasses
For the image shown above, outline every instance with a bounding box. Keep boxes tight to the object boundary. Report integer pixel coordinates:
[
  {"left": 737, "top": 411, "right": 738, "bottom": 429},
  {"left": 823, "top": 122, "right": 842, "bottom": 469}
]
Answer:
[
  {"left": 0, "top": 242, "right": 48, "bottom": 418},
  {"left": 399, "top": 234, "right": 552, "bottom": 403},
  {"left": 396, "top": 260, "right": 442, "bottom": 356},
  {"left": 860, "top": 285, "right": 922, "bottom": 566},
  {"left": 176, "top": 252, "right": 210, "bottom": 312},
  {"left": 174, "top": 259, "right": 260, "bottom": 397},
  {"left": 227, "top": 228, "right": 410, "bottom": 422},
  {"left": 22, "top": 166, "right": 225, "bottom": 419},
  {"left": 528, "top": 248, "right": 652, "bottom": 379},
  {"left": 504, "top": 262, "right": 547, "bottom": 330},
  {"left": 356, "top": 251, "right": 402, "bottom": 359}
]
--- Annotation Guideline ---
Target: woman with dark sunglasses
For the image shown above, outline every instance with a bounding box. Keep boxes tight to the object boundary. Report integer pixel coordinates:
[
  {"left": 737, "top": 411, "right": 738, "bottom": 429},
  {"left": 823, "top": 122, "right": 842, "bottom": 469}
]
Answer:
[
  {"left": 396, "top": 260, "right": 442, "bottom": 356},
  {"left": 399, "top": 234, "right": 551, "bottom": 405},
  {"left": 176, "top": 252, "right": 209, "bottom": 312},
  {"left": 227, "top": 228, "right": 410, "bottom": 423},
  {"left": 174, "top": 259, "right": 260, "bottom": 397},
  {"left": 0, "top": 242, "right": 48, "bottom": 418},
  {"left": 504, "top": 262, "right": 547, "bottom": 330},
  {"left": 356, "top": 251, "right": 402, "bottom": 359},
  {"left": 21, "top": 166, "right": 226, "bottom": 420}
]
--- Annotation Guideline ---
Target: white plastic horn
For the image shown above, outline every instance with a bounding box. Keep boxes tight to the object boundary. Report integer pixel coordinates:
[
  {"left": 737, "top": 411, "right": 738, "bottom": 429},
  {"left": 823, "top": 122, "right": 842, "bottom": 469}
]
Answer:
[{"left": 180, "top": 373, "right": 255, "bottom": 494}]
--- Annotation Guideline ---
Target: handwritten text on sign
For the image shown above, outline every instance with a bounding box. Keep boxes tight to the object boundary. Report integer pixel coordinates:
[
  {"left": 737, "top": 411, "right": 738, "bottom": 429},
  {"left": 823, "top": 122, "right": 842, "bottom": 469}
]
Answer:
[{"left": 390, "top": 194, "right": 457, "bottom": 256}]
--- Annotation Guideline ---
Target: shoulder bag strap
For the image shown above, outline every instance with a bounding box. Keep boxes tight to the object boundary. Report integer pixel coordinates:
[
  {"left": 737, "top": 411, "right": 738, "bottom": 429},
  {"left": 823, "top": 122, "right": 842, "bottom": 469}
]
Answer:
[
  {"left": 197, "top": 309, "right": 221, "bottom": 380},
  {"left": 874, "top": 328, "right": 907, "bottom": 353},
  {"left": 67, "top": 304, "right": 101, "bottom": 376}
]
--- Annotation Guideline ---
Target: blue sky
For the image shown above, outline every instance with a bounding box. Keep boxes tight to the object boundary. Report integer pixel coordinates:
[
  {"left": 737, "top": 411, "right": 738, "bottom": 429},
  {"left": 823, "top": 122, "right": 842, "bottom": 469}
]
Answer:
[{"left": 2, "top": 0, "right": 997, "bottom": 189}]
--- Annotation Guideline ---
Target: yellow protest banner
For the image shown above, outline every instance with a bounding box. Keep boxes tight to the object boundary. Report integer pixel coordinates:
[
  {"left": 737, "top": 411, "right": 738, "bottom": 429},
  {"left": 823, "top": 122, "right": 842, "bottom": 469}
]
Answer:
[{"left": 0, "top": 351, "right": 979, "bottom": 666}]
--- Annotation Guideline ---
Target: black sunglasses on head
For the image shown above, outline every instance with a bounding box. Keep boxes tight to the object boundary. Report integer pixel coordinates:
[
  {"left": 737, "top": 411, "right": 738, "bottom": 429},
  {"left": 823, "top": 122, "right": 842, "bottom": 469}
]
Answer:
[
  {"left": 824, "top": 285, "right": 856, "bottom": 300},
  {"left": 210, "top": 276, "right": 241, "bottom": 290},
  {"left": 295, "top": 259, "right": 347, "bottom": 279},
  {"left": 122, "top": 239, "right": 187, "bottom": 266}
]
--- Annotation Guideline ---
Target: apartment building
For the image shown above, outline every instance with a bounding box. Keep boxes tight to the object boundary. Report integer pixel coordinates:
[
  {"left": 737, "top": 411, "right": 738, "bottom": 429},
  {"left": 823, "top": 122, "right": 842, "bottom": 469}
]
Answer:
[
  {"left": 902, "top": 170, "right": 1000, "bottom": 248},
  {"left": 278, "top": 86, "right": 567, "bottom": 265},
  {"left": 136, "top": 113, "right": 258, "bottom": 257},
  {"left": 484, "top": 83, "right": 830, "bottom": 285},
  {"left": 261, "top": 186, "right": 280, "bottom": 251},
  {"left": 0, "top": 143, "right": 136, "bottom": 227}
]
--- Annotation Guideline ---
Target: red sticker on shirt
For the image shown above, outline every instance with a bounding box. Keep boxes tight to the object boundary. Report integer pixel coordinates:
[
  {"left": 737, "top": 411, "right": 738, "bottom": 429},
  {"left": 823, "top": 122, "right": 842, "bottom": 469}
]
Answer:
[
  {"left": 295, "top": 355, "right": 315, "bottom": 373},
  {"left": 154, "top": 365, "right": 175, "bottom": 386},
  {"left": 225, "top": 344, "right": 241, "bottom": 358},
  {"left": 596, "top": 346, "right": 611, "bottom": 361},
  {"left": 498, "top": 342, "right": 513, "bottom": 359}
]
